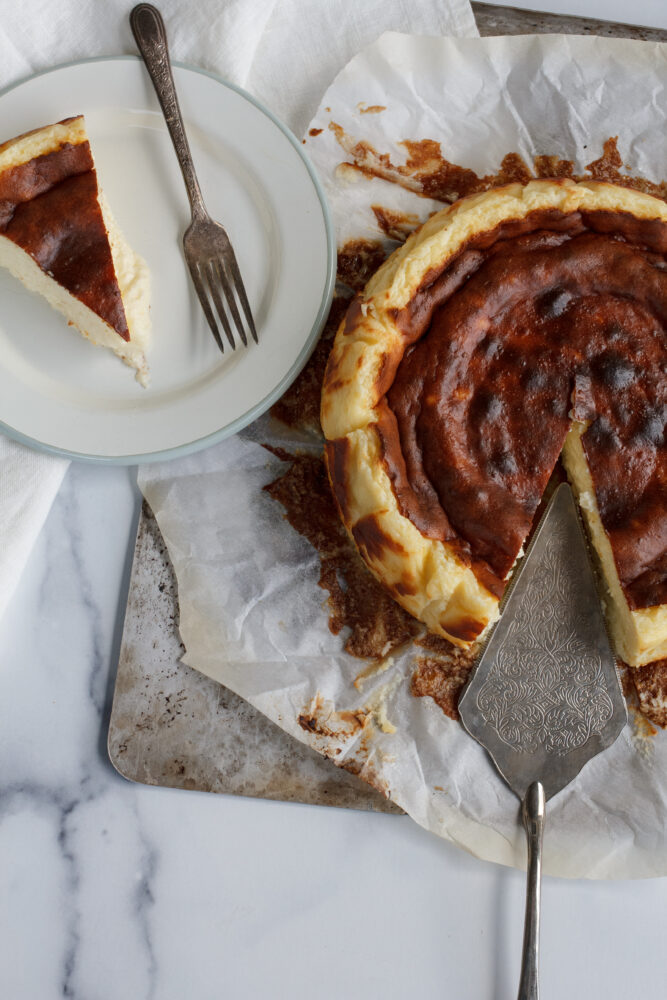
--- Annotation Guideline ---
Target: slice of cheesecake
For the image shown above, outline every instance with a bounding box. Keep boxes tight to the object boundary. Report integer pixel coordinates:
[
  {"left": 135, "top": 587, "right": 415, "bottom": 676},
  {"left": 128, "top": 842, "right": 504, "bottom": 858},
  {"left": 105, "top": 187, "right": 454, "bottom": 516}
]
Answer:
[{"left": 0, "top": 116, "right": 151, "bottom": 384}]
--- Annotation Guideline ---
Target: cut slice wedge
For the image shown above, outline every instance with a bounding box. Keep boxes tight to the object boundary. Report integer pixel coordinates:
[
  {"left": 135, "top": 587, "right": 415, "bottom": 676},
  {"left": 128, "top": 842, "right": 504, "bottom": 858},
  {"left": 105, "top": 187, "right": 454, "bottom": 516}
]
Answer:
[
  {"left": 0, "top": 116, "right": 151, "bottom": 384},
  {"left": 563, "top": 422, "right": 667, "bottom": 667}
]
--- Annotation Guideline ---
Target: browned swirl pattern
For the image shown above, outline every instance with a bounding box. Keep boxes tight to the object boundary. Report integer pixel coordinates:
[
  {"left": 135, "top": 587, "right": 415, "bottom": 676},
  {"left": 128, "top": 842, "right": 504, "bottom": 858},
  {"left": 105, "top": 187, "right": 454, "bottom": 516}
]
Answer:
[{"left": 380, "top": 209, "right": 666, "bottom": 610}]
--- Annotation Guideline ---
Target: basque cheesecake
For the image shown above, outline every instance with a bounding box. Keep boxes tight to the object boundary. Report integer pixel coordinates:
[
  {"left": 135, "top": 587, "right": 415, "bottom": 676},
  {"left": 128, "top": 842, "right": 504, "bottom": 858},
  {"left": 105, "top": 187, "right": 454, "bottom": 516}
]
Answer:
[
  {"left": 0, "top": 116, "right": 151, "bottom": 384},
  {"left": 321, "top": 179, "right": 667, "bottom": 667}
]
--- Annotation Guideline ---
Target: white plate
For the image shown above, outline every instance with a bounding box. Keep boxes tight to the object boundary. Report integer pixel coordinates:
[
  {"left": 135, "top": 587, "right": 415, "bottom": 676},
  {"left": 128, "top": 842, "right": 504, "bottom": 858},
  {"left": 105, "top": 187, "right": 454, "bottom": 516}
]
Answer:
[{"left": 0, "top": 58, "right": 335, "bottom": 463}]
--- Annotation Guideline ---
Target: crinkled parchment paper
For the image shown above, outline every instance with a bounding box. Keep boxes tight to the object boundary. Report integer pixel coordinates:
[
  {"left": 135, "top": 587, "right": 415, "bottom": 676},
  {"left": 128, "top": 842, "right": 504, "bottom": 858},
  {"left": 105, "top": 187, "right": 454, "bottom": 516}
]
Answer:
[{"left": 140, "top": 32, "right": 667, "bottom": 878}]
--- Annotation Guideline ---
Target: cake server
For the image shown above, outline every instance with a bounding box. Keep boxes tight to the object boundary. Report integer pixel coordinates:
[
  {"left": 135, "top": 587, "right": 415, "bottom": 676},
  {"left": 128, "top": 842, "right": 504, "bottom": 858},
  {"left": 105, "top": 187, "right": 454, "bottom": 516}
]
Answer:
[{"left": 459, "top": 483, "right": 627, "bottom": 1000}]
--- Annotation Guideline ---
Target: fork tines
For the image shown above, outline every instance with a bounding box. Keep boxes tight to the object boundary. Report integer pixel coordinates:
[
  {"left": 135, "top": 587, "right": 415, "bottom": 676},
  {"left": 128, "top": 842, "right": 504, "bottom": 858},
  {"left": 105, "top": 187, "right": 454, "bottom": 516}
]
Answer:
[{"left": 189, "top": 255, "right": 258, "bottom": 354}]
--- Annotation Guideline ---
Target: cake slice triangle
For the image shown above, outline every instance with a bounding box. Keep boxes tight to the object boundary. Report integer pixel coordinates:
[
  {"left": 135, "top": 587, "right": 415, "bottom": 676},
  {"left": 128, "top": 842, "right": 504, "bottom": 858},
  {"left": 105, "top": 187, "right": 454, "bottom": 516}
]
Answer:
[{"left": 0, "top": 115, "right": 151, "bottom": 384}]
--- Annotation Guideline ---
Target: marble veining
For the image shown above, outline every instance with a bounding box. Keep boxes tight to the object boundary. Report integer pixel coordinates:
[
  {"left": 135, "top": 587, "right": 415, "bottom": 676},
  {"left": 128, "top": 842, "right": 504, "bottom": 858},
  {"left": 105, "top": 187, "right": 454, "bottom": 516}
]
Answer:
[
  {"left": 132, "top": 810, "right": 159, "bottom": 1000},
  {"left": 52, "top": 488, "right": 107, "bottom": 719},
  {"left": 59, "top": 799, "right": 81, "bottom": 999}
]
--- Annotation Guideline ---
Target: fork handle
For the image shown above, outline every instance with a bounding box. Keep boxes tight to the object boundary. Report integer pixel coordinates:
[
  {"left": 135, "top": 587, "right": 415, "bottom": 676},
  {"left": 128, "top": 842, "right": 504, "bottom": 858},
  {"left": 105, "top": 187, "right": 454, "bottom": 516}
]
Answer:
[
  {"left": 517, "top": 781, "right": 545, "bottom": 1000},
  {"left": 130, "top": 4, "right": 207, "bottom": 220}
]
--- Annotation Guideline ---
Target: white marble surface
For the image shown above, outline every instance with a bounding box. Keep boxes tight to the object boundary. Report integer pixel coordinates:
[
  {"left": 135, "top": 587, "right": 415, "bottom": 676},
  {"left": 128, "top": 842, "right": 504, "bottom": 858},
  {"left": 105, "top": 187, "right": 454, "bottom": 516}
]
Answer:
[{"left": 1, "top": 461, "right": 666, "bottom": 999}]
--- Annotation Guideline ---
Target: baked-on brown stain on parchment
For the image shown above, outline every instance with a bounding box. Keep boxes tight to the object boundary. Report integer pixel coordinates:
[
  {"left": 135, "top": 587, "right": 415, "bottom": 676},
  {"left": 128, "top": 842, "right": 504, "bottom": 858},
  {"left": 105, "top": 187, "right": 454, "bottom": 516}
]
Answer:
[
  {"left": 631, "top": 660, "right": 667, "bottom": 730},
  {"left": 263, "top": 448, "right": 419, "bottom": 660},
  {"left": 411, "top": 634, "right": 476, "bottom": 721},
  {"left": 336, "top": 239, "right": 388, "bottom": 292},
  {"left": 371, "top": 205, "right": 421, "bottom": 241},
  {"left": 329, "top": 126, "right": 667, "bottom": 204},
  {"left": 296, "top": 694, "right": 393, "bottom": 799},
  {"left": 358, "top": 103, "right": 387, "bottom": 115},
  {"left": 270, "top": 296, "right": 349, "bottom": 433},
  {"left": 298, "top": 694, "right": 369, "bottom": 738}
]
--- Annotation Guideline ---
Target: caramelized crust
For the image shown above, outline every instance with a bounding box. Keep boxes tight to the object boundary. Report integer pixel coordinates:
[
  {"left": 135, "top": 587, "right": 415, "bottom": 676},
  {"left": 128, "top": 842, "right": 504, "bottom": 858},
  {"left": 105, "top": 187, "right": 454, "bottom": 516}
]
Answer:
[
  {"left": 387, "top": 218, "right": 666, "bottom": 608},
  {"left": 0, "top": 133, "right": 129, "bottom": 340},
  {"left": 321, "top": 180, "right": 667, "bottom": 662}
]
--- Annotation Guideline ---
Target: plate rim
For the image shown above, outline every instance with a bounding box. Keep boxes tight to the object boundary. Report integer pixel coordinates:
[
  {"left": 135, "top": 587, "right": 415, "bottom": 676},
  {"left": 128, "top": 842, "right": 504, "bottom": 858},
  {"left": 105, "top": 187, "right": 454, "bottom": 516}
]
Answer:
[{"left": 0, "top": 55, "right": 336, "bottom": 465}]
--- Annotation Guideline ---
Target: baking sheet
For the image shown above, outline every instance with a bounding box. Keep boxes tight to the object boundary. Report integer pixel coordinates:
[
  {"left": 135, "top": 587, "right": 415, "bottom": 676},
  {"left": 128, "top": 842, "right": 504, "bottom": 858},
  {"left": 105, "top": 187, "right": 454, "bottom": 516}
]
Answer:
[
  {"left": 139, "top": 31, "right": 667, "bottom": 878},
  {"left": 108, "top": 501, "right": 400, "bottom": 813}
]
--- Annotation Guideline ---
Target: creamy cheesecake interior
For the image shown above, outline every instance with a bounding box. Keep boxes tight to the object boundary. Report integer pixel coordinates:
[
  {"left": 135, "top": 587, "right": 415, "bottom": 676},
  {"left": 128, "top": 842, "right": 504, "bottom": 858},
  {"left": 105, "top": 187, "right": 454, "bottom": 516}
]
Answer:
[{"left": 563, "top": 424, "right": 667, "bottom": 667}]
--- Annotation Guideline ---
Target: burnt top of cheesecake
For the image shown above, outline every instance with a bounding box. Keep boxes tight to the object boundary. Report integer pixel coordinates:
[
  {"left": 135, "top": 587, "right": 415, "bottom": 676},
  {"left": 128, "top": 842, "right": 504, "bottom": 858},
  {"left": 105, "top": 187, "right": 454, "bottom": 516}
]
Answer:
[
  {"left": 376, "top": 208, "right": 667, "bottom": 610},
  {"left": 0, "top": 136, "right": 130, "bottom": 341}
]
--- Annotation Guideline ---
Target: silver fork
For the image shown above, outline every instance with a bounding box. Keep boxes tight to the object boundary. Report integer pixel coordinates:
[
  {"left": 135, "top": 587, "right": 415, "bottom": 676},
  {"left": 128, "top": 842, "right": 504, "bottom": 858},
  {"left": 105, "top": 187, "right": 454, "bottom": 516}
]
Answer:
[{"left": 130, "top": 3, "right": 257, "bottom": 353}]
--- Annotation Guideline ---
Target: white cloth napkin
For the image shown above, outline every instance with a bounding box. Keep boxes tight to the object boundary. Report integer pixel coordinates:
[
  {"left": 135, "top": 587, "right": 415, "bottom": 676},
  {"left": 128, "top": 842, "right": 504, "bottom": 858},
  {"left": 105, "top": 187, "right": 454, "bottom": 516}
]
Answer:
[
  {"left": 0, "top": 439, "right": 68, "bottom": 619},
  {"left": 0, "top": 0, "right": 477, "bottom": 623}
]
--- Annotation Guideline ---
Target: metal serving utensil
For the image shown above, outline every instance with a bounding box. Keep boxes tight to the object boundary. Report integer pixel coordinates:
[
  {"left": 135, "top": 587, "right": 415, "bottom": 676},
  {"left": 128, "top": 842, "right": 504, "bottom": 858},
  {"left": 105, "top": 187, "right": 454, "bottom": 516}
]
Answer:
[
  {"left": 459, "top": 483, "right": 627, "bottom": 1000},
  {"left": 130, "top": 3, "right": 258, "bottom": 353}
]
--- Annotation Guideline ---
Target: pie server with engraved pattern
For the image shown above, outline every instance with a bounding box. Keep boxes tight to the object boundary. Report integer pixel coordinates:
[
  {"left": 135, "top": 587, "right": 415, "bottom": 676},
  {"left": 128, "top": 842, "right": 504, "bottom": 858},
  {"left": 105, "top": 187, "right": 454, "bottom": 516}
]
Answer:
[{"left": 459, "top": 483, "right": 627, "bottom": 1000}]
